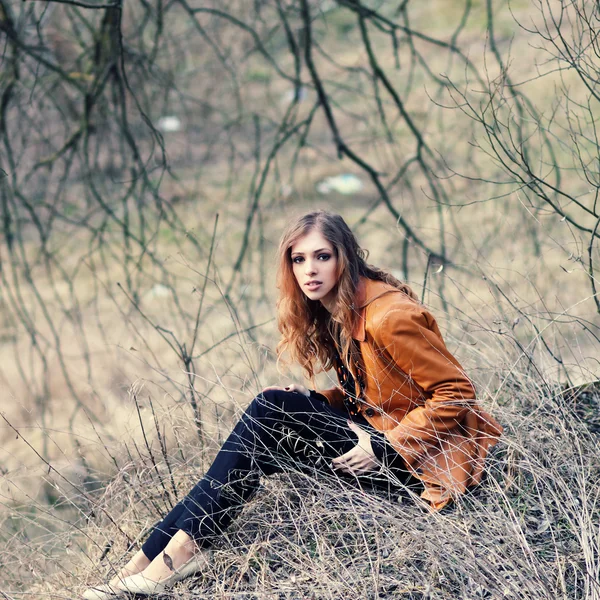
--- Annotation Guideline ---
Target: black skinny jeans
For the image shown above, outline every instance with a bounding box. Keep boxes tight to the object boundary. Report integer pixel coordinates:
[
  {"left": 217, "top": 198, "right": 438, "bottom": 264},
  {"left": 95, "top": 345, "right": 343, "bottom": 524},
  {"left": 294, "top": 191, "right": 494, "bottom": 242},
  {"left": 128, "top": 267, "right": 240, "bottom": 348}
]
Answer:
[{"left": 141, "top": 389, "right": 418, "bottom": 560}]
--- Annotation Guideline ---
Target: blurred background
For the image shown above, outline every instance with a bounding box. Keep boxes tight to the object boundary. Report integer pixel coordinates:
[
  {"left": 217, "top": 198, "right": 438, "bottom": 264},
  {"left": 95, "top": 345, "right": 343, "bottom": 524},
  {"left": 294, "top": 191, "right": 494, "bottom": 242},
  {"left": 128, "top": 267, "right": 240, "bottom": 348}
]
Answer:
[{"left": 0, "top": 0, "right": 599, "bottom": 598}]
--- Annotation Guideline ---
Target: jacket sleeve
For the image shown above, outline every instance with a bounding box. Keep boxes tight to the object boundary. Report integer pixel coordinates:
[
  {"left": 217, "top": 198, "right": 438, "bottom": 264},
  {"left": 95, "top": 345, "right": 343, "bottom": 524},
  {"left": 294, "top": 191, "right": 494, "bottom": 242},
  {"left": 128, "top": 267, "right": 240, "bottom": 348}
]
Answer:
[
  {"left": 373, "top": 304, "right": 477, "bottom": 467},
  {"left": 309, "top": 386, "right": 346, "bottom": 411}
]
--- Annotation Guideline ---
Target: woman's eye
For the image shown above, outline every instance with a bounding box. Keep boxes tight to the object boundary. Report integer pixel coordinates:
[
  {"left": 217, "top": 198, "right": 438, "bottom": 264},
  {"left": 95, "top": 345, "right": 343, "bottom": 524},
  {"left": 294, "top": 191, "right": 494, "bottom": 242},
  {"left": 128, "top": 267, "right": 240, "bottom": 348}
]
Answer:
[{"left": 292, "top": 254, "right": 330, "bottom": 264}]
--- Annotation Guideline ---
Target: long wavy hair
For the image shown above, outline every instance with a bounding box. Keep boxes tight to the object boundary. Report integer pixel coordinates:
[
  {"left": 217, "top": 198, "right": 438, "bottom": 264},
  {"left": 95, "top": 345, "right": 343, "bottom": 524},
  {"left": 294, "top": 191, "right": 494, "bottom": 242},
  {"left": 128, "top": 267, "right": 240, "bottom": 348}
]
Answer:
[{"left": 275, "top": 210, "right": 418, "bottom": 387}]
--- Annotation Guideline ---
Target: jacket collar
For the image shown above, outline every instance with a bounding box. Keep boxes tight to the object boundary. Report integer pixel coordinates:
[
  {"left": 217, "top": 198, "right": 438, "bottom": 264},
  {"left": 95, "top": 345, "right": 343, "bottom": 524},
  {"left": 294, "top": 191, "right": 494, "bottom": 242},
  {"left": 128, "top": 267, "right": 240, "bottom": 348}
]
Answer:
[{"left": 350, "top": 276, "right": 401, "bottom": 341}]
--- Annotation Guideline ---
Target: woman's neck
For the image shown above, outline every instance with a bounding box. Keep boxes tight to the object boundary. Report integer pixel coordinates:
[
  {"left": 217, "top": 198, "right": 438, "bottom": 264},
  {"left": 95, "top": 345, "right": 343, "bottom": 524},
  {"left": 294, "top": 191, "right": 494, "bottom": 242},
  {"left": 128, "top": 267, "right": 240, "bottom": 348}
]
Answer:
[{"left": 319, "top": 294, "right": 336, "bottom": 313}]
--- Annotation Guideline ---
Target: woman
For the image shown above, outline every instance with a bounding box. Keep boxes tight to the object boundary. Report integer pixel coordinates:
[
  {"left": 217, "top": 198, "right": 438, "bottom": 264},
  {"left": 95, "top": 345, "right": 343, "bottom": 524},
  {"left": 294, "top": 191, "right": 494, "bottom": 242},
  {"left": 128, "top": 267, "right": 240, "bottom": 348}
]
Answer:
[{"left": 82, "top": 210, "right": 502, "bottom": 598}]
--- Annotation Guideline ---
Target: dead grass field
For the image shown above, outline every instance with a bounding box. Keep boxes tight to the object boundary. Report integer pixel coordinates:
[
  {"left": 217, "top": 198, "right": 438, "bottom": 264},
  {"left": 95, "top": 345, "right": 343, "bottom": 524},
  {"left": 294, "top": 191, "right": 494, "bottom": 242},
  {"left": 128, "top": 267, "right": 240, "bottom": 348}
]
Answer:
[{"left": 1, "top": 1, "right": 599, "bottom": 598}]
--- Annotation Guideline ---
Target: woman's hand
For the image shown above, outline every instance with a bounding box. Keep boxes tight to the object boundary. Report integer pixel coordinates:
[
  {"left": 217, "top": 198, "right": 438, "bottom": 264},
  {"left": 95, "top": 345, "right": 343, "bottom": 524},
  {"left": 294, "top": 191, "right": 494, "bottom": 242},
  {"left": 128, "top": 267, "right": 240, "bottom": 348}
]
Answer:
[
  {"left": 332, "top": 421, "right": 381, "bottom": 475},
  {"left": 262, "top": 383, "right": 310, "bottom": 397}
]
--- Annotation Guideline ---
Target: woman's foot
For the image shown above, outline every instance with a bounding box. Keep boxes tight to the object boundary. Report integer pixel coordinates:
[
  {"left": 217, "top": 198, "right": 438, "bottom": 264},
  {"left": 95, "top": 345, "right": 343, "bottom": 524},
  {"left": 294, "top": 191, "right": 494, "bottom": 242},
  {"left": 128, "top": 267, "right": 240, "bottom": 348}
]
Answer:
[
  {"left": 117, "top": 530, "right": 206, "bottom": 596},
  {"left": 108, "top": 548, "right": 151, "bottom": 586},
  {"left": 82, "top": 549, "right": 151, "bottom": 599},
  {"left": 118, "top": 555, "right": 205, "bottom": 595},
  {"left": 81, "top": 583, "right": 126, "bottom": 600},
  {"left": 137, "top": 529, "right": 197, "bottom": 583}
]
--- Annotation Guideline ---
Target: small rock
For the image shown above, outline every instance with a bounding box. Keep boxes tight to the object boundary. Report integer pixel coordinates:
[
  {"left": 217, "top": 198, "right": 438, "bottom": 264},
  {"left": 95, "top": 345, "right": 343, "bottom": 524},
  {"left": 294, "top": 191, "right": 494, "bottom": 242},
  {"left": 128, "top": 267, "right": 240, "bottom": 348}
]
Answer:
[
  {"left": 147, "top": 284, "right": 171, "bottom": 299},
  {"left": 281, "top": 87, "right": 307, "bottom": 104},
  {"left": 156, "top": 116, "right": 182, "bottom": 133},
  {"left": 280, "top": 184, "right": 294, "bottom": 198},
  {"left": 316, "top": 174, "right": 363, "bottom": 195}
]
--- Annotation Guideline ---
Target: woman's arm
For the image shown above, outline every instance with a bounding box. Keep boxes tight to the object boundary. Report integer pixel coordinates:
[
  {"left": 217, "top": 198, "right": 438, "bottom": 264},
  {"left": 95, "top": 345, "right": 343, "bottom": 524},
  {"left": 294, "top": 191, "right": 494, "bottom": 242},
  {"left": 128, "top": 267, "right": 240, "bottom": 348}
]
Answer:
[
  {"left": 373, "top": 303, "right": 477, "bottom": 467},
  {"left": 309, "top": 386, "right": 346, "bottom": 411},
  {"left": 262, "top": 383, "right": 345, "bottom": 411}
]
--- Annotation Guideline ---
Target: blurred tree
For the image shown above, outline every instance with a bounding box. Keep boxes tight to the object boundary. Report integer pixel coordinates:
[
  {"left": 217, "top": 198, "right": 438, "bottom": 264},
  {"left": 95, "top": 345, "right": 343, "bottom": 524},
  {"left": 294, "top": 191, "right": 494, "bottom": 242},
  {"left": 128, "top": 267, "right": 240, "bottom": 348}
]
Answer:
[{"left": 0, "top": 0, "right": 598, "bottom": 455}]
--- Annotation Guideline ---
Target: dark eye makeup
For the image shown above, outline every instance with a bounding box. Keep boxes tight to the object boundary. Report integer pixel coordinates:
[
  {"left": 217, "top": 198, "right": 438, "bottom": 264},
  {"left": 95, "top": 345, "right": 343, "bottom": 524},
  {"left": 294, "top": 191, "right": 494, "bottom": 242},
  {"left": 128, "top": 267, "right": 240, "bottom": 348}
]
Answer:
[{"left": 292, "top": 254, "right": 330, "bottom": 264}]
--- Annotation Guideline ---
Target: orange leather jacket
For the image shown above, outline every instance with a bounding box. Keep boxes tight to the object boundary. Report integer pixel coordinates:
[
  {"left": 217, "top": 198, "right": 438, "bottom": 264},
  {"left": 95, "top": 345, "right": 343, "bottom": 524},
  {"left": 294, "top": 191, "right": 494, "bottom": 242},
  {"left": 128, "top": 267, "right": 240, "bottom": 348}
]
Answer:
[{"left": 315, "top": 276, "right": 503, "bottom": 510}]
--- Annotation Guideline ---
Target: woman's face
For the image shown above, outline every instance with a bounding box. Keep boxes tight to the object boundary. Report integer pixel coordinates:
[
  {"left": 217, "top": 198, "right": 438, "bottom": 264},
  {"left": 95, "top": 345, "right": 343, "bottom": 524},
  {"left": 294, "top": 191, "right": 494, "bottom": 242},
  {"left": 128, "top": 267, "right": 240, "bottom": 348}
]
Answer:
[{"left": 290, "top": 228, "right": 339, "bottom": 310}]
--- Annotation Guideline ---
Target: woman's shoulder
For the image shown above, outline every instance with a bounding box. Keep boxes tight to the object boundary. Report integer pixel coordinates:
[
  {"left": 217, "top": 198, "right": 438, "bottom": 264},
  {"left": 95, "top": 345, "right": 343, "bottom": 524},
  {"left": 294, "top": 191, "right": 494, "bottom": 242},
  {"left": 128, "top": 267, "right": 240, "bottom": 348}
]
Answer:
[
  {"left": 365, "top": 287, "right": 426, "bottom": 328},
  {"left": 359, "top": 277, "right": 418, "bottom": 306}
]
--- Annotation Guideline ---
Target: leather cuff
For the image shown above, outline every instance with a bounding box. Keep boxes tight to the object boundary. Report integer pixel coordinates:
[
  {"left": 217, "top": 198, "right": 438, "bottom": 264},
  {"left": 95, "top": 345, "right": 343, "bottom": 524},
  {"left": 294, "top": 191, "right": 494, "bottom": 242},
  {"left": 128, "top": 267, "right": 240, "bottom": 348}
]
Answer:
[{"left": 308, "top": 389, "right": 329, "bottom": 404}]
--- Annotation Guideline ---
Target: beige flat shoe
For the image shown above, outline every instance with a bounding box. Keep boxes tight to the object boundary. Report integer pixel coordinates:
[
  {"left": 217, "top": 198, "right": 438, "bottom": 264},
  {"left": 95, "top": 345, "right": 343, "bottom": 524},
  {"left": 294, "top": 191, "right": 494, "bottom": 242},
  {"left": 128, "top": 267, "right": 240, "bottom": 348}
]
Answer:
[
  {"left": 81, "top": 582, "right": 126, "bottom": 600},
  {"left": 118, "top": 554, "right": 204, "bottom": 595}
]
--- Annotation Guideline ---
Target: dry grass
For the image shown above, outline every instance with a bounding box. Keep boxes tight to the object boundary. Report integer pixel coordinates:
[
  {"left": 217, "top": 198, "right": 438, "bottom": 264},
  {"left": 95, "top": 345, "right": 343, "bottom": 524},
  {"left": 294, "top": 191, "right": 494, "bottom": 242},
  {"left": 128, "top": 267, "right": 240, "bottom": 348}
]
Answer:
[
  {"left": 1, "top": 1, "right": 600, "bottom": 598},
  {"left": 6, "top": 368, "right": 600, "bottom": 600}
]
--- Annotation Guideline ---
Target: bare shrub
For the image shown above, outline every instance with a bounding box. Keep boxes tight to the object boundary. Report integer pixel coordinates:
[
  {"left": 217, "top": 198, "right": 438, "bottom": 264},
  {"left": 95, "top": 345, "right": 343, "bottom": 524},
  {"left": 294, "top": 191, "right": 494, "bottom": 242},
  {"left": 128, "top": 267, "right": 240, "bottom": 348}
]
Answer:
[{"left": 1, "top": 0, "right": 599, "bottom": 598}]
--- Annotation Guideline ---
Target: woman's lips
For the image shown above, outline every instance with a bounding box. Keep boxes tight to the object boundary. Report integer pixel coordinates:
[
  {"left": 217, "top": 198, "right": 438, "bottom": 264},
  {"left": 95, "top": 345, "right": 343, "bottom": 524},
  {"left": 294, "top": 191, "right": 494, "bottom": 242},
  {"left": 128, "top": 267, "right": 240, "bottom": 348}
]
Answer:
[{"left": 306, "top": 282, "right": 322, "bottom": 290}]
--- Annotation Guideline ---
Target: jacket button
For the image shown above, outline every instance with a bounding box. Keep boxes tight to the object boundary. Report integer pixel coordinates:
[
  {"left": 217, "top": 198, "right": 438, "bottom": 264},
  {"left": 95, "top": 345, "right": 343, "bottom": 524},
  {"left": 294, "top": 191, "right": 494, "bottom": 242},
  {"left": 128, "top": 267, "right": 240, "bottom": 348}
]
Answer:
[{"left": 364, "top": 407, "right": 375, "bottom": 417}]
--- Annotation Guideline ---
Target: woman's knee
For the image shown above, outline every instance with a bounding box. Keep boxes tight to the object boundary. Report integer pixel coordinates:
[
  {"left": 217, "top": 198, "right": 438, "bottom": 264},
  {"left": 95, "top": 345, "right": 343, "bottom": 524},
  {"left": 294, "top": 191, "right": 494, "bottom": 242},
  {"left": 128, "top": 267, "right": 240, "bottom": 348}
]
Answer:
[
  {"left": 250, "top": 388, "right": 312, "bottom": 418},
  {"left": 246, "top": 390, "right": 278, "bottom": 421}
]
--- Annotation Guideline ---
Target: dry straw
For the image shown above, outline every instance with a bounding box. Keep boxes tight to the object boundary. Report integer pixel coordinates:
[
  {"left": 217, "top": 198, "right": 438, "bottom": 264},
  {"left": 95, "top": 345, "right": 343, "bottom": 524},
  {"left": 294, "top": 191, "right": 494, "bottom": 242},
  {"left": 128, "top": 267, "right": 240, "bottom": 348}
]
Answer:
[{"left": 3, "top": 368, "right": 599, "bottom": 600}]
